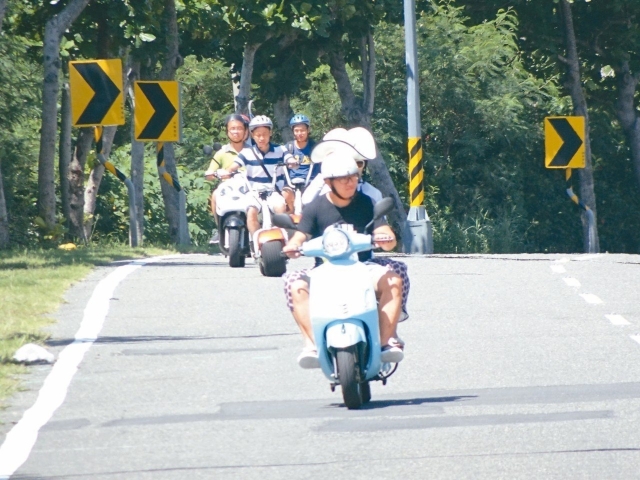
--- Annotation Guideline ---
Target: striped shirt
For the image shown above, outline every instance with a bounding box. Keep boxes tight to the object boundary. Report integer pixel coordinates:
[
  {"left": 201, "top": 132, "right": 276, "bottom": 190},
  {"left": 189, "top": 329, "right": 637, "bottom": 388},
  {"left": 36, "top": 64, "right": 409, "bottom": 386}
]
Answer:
[{"left": 235, "top": 143, "right": 293, "bottom": 189}]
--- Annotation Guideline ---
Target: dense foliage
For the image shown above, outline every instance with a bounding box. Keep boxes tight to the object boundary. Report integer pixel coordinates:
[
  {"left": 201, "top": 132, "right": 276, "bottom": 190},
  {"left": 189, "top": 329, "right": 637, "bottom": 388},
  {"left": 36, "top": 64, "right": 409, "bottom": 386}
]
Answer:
[{"left": 1, "top": 0, "right": 639, "bottom": 253}]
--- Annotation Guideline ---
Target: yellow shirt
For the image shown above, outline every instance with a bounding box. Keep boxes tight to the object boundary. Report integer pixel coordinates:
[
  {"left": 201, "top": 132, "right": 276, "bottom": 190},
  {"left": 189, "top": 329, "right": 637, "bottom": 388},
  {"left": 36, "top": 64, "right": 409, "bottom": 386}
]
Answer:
[{"left": 205, "top": 144, "right": 243, "bottom": 174}]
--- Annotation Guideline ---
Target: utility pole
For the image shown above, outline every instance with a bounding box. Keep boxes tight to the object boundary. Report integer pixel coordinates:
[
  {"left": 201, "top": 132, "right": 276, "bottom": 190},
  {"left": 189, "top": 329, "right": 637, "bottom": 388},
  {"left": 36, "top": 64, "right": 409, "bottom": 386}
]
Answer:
[{"left": 402, "top": 0, "right": 433, "bottom": 254}]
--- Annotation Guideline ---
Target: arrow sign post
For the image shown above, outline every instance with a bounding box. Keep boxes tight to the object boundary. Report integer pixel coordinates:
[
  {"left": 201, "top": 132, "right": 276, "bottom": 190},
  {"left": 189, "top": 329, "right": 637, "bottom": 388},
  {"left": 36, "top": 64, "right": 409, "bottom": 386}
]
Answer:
[
  {"left": 544, "top": 116, "right": 596, "bottom": 253},
  {"left": 134, "top": 81, "right": 180, "bottom": 142},
  {"left": 69, "top": 59, "right": 125, "bottom": 126},
  {"left": 544, "top": 116, "right": 585, "bottom": 169}
]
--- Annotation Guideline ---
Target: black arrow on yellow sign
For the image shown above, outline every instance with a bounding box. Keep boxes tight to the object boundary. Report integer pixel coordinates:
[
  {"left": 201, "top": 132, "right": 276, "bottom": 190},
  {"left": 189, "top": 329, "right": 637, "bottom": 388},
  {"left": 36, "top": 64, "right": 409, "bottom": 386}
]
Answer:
[
  {"left": 74, "top": 63, "right": 121, "bottom": 125},
  {"left": 547, "top": 118, "right": 583, "bottom": 167},
  {"left": 137, "top": 83, "right": 177, "bottom": 140}
]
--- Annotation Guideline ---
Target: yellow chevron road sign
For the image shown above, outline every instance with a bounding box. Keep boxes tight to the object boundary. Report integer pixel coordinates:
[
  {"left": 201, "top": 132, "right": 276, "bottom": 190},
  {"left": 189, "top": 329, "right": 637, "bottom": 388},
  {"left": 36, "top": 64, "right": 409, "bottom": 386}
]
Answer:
[
  {"left": 69, "top": 59, "right": 124, "bottom": 126},
  {"left": 545, "top": 116, "right": 585, "bottom": 169},
  {"left": 134, "top": 81, "right": 180, "bottom": 142}
]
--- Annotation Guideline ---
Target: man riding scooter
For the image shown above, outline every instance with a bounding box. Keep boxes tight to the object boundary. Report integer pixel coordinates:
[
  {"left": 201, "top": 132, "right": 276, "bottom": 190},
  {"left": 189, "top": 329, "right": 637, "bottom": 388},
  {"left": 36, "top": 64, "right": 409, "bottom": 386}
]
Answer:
[
  {"left": 204, "top": 114, "right": 250, "bottom": 244},
  {"left": 282, "top": 131, "right": 405, "bottom": 368},
  {"left": 300, "top": 127, "right": 411, "bottom": 322}
]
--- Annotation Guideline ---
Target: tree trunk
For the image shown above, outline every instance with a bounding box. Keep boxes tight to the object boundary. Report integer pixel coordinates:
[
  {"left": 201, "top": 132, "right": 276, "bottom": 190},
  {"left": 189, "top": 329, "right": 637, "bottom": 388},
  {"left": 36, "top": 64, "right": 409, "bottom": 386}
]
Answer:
[
  {"left": 36, "top": 0, "right": 92, "bottom": 229},
  {"left": 0, "top": 0, "right": 7, "bottom": 32},
  {"left": 0, "top": 164, "right": 8, "bottom": 249},
  {"left": 273, "top": 95, "right": 294, "bottom": 143},
  {"left": 59, "top": 74, "right": 72, "bottom": 234},
  {"left": 68, "top": 127, "right": 93, "bottom": 242},
  {"left": 0, "top": 0, "right": 8, "bottom": 248},
  {"left": 83, "top": 126, "right": 116, "bottom": 239},
  {"left": 236, "top": 43, "right": 262, "bottom": 115},
  {"left": 559, "top": 0, "right": 599, "bottom": 253},
  {"left": 156, "top": 0, "right": 187, "bottom": 245},
  {"left": 328, "top": 43, "right": 407, "bottom": 243},
  {"left": 615, "top": 61, "right": 640, "bottom": 192}
]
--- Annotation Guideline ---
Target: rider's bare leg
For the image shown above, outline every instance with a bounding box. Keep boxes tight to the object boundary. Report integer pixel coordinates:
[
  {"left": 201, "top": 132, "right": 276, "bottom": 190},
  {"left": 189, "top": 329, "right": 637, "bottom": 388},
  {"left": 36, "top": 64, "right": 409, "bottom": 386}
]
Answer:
[
  {"left": 247, "top": 206, "right": 261, "bottom": 237},
  {"left": 376, "top": 271, "right": 403, "bottom": 346},
  {"left": 282, "top": 188, "right": 294, "bottom": 213},
  {"left": 210, "top": 193, "right": 219, "bottom": 228},
  {"left": 273, "top": 202, "right": 286, "bottom": 214},
  {"left": 290, "top": 278, "right": 314, "bottom": 349}
]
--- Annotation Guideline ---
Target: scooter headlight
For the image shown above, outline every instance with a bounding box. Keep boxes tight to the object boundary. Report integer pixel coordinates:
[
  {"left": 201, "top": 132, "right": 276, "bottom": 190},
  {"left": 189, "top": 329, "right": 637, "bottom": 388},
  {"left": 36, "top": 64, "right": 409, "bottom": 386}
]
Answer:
[{"left": 322, "top": 229, "right": 349, "bottom": 257}]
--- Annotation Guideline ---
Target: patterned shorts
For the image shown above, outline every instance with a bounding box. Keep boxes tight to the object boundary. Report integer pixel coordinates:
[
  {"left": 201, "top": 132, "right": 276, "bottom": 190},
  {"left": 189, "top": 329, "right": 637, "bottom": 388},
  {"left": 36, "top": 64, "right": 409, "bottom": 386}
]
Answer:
[{"left": 282, "top": 257, "right": 410, "bottom": 316}]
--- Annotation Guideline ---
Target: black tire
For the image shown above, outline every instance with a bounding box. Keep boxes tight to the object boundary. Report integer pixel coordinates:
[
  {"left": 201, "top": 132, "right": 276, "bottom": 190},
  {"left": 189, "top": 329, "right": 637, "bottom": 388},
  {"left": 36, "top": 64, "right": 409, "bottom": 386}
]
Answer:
[
  {"left": 360, "top": 380, "right": 371, "bottom": 404},
  {"left": 228, "top": 229, "right": 245, "bottom": 268},
  {"left": 260, "top": 240, "right": 287, "bottom": 277},
  {"left": 336, "top": 347, "right": 364, "bottom": 409}
]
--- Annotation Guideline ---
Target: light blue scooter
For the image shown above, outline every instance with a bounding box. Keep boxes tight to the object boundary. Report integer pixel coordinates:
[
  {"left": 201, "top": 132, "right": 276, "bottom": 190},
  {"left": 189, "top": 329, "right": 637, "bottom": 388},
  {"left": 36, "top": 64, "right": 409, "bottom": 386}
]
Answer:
[{"left": 274, "top": 198, "right": 399, "bottom": 409}]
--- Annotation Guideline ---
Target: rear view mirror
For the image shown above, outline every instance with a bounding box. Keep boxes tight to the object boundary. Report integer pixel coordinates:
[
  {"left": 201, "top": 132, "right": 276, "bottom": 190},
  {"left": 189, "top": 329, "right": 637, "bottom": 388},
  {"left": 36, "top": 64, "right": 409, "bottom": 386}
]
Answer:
[
  {"left": 365, "top": 197, "right": 394, "bottom": 232},
  {"left": 203, "top": 145, "right": 214, "bottom": 156},
  {"left": 373, "top": 197, "right": 393, "bottom": 220}
]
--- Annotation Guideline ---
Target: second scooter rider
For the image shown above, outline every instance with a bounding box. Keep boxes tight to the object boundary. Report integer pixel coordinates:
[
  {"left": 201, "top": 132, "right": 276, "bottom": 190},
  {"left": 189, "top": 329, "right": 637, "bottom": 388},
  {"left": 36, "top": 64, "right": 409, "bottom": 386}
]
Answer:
[{"left": 223, "top": 115, "right": 294, "bottom": 250}]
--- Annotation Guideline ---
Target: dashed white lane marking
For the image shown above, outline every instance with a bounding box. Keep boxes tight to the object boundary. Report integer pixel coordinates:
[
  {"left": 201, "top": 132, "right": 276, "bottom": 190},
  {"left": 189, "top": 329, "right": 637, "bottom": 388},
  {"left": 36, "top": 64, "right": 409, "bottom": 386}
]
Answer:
[
  {"left": 551, "top": 265, "right": 567, "bottom": 274},
  {"left": 606, "top": 314, "right": 631, "bottom": 326},
  {"left": 563, "top": 277, "right": 581, "bottom": 287},
  {"left": 0, "top": 255, "right": 179, "bottom": 479},
  {"left": 580, "top": 293, "right": 603, "bottom": 305},
  {"left": 631, "top": 335, "right": 640, "bottom": 346}
]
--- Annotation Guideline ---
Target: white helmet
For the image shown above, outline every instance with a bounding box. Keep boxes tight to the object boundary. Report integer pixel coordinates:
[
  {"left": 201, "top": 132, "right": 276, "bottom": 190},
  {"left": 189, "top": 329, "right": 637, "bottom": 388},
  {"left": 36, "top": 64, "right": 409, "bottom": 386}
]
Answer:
[
  {"left": 320, "top": 147, "right": 360, "bottom": 179},
  {"left": 249, "top": 115, "right": 273, "bottom": 131},
  {"left": 311, "top": 127, "right": 377, "bottom": 163}
]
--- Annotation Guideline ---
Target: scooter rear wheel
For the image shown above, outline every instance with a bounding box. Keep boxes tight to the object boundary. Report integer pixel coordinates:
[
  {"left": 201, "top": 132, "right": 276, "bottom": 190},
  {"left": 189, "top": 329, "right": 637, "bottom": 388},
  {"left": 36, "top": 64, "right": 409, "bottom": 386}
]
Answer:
[
  {"left": 336, "top": 346, "right": 364, "bottom": 409},
  {"left": 228, "top": 229, "right": 245, "bottom": 268}
]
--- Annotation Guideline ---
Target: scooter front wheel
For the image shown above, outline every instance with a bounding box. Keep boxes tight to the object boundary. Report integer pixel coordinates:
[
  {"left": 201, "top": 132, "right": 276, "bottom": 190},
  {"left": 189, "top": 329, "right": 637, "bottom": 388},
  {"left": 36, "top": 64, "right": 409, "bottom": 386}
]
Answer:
[
  {"left": 336, "top": 346, "right": 365, "bottom": 409},
  {"left": 227, "top": 228, "right": 245, "bottom": 268},
  {"left": 360, "top": 380, "right": 371, "bottom": 404}
]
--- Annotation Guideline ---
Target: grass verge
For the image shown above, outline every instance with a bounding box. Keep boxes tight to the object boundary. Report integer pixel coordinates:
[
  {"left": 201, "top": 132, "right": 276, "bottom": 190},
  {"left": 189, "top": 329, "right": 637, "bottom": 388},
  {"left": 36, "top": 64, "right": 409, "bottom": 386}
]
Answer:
[{"left": 0, "top": 245, "right": 171, "bottom": 408}]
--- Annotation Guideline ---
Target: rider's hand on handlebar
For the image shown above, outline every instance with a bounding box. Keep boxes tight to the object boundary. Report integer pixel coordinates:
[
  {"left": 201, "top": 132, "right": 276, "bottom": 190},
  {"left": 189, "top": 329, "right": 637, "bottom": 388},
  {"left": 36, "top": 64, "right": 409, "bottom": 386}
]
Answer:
[
  {"left": 372, "top": 233, "right": 395, "bottom": 248},
  {"left": 216, "top": 169, "right": 231, "bottom": 179},
  {"left": 286, "top": 159, "right": 300, "bottom": 170},
  {"left": 282, "top": 244, "right": 301, "bottom": 259}
]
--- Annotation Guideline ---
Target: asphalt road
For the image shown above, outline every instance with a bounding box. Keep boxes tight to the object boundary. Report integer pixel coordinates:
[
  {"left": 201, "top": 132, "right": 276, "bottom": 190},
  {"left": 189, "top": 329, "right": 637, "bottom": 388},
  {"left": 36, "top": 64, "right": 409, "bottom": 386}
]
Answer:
[{"left": 2, "top": 252, "right": 640, "bottom": 479}]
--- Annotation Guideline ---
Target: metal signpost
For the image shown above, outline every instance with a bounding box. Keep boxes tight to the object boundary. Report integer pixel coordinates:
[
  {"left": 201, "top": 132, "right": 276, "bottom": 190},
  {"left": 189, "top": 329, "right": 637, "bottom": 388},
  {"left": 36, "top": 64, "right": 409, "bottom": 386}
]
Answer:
[
  {"left": 402, "top": 0, "right": 433, "bottom": 254},
  {"left": 69, "top": 59, "right": 139, "bottom": 247},
  {"left": 544, "top": 116, "right": 596, "bottom": 253}
]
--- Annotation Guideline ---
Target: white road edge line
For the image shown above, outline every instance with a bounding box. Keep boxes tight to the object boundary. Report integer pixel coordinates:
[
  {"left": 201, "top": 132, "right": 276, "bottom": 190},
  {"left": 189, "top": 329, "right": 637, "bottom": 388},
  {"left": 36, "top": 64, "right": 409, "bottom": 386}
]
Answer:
[
  {"left": 0, "top": 255, "right": 179, "bottom": 479},
  {"left": 571, "top": 254, "right": 600, "bottom": 261},
  {"left": 563, "top": 277, "right": 581, "bottom": 288},
  {"left": 605, "top": 314, "right": 631, "bottom": 326},
  {"left": 551, "top": 265, "right": 567, "bottom": 274},
  {"left": 580, "top": 293, "right": 603, "bottom": 305},
  {"left": 630, "top": 335, "right": 640, "bottom": 346}
]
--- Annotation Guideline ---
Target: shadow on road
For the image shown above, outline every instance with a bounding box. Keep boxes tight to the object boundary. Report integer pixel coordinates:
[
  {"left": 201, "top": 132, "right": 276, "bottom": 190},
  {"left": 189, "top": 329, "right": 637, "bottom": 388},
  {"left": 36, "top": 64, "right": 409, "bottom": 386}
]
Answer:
[
  {"left": 339, "top": 395, "right": 477, "bottom": 410},
  {"left": 45, "top": 332, "right": 297, "bottom": 347}
]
